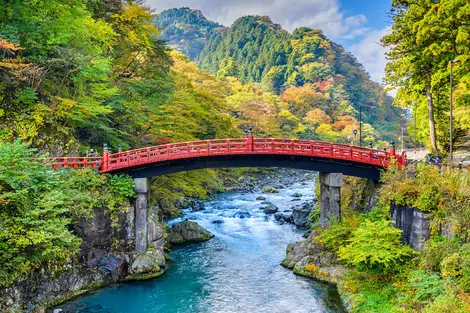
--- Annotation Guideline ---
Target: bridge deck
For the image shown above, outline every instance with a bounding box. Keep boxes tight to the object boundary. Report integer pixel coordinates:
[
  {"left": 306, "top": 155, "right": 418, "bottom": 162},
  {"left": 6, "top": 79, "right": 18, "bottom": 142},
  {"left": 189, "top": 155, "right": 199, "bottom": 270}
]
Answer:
[{"left": 48, "top": 137, "right": 405, "bottom": 176}]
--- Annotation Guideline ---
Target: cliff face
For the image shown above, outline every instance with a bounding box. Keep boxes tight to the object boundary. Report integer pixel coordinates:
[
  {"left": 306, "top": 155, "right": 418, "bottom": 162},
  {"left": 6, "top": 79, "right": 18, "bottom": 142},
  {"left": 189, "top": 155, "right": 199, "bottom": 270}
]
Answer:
[{"left": 0, "top": 205, "right": 166, "bottom": 312}]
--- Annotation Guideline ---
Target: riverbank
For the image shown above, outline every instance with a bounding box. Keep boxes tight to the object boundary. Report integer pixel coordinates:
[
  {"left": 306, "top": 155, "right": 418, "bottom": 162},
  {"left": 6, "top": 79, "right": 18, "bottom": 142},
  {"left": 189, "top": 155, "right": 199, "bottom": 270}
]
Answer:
[{"left": 49, "top": 170, "right": 348, "bottom": 313}]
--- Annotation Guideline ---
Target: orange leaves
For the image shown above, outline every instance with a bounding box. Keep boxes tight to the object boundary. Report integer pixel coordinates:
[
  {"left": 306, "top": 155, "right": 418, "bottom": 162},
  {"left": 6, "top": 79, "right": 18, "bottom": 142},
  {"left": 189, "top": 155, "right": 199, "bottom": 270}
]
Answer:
[
  {"left": 280, "top": 85, "right": 327, "bottom": 116},
  {"left": 304, "top": 108, "right": 331, "bottom": 125},
  {"left": 0, "top": 38, "right": 23, "bottom": 56}
]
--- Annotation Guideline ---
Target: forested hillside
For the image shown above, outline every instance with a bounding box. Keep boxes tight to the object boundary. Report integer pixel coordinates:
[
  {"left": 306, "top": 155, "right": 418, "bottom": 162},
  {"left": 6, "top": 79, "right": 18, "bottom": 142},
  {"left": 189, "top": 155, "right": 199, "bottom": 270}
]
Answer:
[
  {"left": 155, "top": 8, "right": 223, "bottom": 60},
  {"left": 156, "top": 9, "right": 402, "bottom": 143}
]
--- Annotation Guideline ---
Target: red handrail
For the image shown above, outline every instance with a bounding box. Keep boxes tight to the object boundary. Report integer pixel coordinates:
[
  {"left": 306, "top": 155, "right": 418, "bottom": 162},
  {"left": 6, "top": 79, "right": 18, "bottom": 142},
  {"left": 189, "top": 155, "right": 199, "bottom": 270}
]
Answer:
[{"left": 46, "top": 137, "right": 403, "bottom": 172}]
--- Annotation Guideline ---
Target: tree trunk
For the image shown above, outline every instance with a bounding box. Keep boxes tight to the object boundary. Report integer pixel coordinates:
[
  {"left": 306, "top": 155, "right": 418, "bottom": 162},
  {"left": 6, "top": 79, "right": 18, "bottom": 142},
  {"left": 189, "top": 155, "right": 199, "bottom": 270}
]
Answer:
[{"left": 426, "top": 82, "right": 437, "bottom": 152}]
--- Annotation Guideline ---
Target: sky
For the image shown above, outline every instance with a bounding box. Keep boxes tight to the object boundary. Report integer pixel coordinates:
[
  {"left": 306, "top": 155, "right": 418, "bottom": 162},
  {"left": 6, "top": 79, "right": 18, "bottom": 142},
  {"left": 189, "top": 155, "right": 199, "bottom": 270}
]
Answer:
[{"left": 146, "top": 0, "right": 393, "bottom": 85}]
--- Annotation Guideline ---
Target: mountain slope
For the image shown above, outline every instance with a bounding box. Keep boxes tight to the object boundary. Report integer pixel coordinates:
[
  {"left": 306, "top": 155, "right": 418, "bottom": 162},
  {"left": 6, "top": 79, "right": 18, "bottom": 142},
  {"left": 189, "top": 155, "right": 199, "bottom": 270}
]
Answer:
[
  {"left": 155, "top": 9, "right": 401, "bottom": 143},
  {"left": 155, "top": 7, "right": 224, "bottom": 60}
]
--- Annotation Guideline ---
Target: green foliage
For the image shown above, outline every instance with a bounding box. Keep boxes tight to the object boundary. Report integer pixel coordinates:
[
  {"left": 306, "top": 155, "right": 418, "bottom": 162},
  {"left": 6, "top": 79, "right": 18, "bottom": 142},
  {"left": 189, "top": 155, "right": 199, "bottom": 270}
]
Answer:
[
  {"left": 381, "top": 164, "right": 470, "bottom": 240},
  {"left": 382, "top": 0, "right": 470, "bottom": 151},
  {"left": 420, "top": 236, "right": 460, "bottom": 271},
  {"left": 155, "top": 7, "right": 222, "bottom": 60},
  {"left": 337, "top": 219, "right": 416, "bottom": 274},
  {"left": 0, "top": 141, "right": 134, "bottom": 286},
  {"left": 157, "top": 9, "right": 402, "bottom": 143},
  {"left": 0, "top": 140, "right": 81, "bottom": 286},
  {"left": 408, "top": 270, "right": 446, "bottom": 303},
  {"left": 151, "top": 170, "right": 222, "bottom": 219},
  {"left": 314, "top": 216, "right": 359, "bottom": 251}
]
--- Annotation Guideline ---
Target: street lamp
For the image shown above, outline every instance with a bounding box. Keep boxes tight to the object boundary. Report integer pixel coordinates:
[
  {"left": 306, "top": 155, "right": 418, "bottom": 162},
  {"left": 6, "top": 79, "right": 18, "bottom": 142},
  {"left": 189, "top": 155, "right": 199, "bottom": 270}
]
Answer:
[
  {"left": 400, "top": 113, "right": 406, "bottom": 152},
  {"left": 353, "top": 129, "right": 358, "bottom": 145},
  {"left": 358, "top": 105, "right": 377, "bottom": 146},
  {"left": 449, "top": 59, "right": 460, "bottom": 162}
]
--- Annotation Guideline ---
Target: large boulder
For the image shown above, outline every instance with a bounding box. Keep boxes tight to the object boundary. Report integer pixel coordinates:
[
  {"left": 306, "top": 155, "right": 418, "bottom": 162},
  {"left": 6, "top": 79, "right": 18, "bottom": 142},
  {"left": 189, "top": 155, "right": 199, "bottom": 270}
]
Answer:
[
  {"left": 292, "top": 202, "right": 313, "bottom": 228},
  {"left": 130, "top": 253, "right": 162, "bottom": 275},
  {"left": 274, "top": 211, "right": 293, "bottom": 223},
  {"left": 281, "top": 230, "right": 343, "bottom": 286},
  {"left": 262, "top": 203, "right": 279, "bottom": 214},
  {"left": 167, "top": 221, "right": 214, "bottom": 245},
  {"left": 93, "top": 255, "right": 129, "bottom": 279}
]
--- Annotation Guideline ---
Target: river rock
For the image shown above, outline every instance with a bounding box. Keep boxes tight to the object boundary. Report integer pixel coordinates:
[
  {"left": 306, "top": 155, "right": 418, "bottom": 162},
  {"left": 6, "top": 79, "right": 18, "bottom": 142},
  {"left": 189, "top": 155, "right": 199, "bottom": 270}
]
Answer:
[
  {"left": 291, "top": 192, "right": 302, "bottom": 198},
  {"left": 191, "top": 201, "right": 205, "bottom": 212},
  {"left": 256, "top": 196, "right": 266, "bottom": 201},
  {"left": 94, "top": 255, "right": 129, "bottom": 279},
  {"left": 281, "top": 230, "right": 343, "bottom": 286},
  {"left": 167, "top": 221, "right": 214, "bottom": 244},
  {"left": 292, "top": 202, "right": 313, "bottom": 228},
  {"left": 262, "top": 204, "right": 279, "bottom": 214},
  {"left": 262, "top": 186, "right": 279, "bottom": 193},
  {"left": 274, "top": 212, "right": 293, "bottom": 223},
  {"left": 212, "top": 219, "right": 224, "bottom": 224},
  {"left": 131, "top": 253, "right": 161, "bottom": 275}
]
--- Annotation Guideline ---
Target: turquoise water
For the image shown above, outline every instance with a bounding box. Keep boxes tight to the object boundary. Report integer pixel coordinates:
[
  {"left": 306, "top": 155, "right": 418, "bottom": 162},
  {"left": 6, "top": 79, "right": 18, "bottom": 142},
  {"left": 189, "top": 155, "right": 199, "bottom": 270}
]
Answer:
[{"left": 58, "top": 182, "right": 345, "bottom": 313}]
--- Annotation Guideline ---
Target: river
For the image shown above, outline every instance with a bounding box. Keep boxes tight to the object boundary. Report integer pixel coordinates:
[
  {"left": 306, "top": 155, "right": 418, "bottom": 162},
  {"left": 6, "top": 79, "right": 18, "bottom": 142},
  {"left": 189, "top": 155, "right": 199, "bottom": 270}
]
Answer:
[{"left": 58, "top": 177, "right": 345, "bottom": 313}]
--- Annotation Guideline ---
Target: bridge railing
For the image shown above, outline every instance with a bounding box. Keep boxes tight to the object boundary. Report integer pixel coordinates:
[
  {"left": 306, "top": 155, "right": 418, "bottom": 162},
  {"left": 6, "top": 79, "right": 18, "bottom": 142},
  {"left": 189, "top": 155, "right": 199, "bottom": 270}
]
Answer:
[
  {"left": 102, "top": 137, "right": 394, "bottom": 173},
  {"left": 45, "top": 157, "right": 103, "bottom": 169}
]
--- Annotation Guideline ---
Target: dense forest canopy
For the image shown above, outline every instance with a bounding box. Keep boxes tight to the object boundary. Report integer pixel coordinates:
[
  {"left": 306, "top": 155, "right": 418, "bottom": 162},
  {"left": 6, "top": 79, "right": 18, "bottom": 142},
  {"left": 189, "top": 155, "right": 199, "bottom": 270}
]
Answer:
[
  {"left": 382, "top": 0, "right": 470, "bottom": 152},
  {"left": 156, "top": 8, "right": 403, "bottom": 145}
]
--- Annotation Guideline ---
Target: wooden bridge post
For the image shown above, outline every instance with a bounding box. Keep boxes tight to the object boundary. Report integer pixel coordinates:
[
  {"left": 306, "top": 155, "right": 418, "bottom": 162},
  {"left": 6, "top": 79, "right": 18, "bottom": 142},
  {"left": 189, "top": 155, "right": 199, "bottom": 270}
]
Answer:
[
  {"left": 319, "top": 172, "right": 343, "bottom": 224},
  {"left": 134, "top": 177, "right": 150, "bottom": 253},
  {"left": 102, "top": 143, "right": 109, "bottom": 172},
  {"left": 247, "top": 131, "right": 254, "bottom": 151}
]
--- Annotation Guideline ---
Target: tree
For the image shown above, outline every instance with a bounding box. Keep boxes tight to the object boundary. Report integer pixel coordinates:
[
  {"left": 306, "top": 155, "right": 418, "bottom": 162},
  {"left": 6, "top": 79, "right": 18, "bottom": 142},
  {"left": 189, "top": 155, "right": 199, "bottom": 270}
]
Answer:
[
  {"left": 382, "top": 0, "right": 470, "bottom": 152},
  {"left": 216, "top": 57, "right": 239, "bottom": 79},
  {"left": 261, "top": 66, "right": 285, "bottom": 94},
  {"left": 382, "top": 0, "right": 437, "bottom": 151}
]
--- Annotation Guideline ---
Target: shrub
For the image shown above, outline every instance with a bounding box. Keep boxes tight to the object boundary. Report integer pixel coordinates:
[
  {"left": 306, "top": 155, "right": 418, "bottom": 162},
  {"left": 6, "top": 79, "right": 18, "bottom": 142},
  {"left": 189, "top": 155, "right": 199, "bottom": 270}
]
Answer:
[
  {"left": 420, "top": 236, "right": 460, "bottom": 271},
  {"left": 408, "top": 270, "right": 446, "bottom": 303},
  {"left": 337, "top": 219, "right": 416, "bottom": 274},
  {"left": 314, "top": 216, "right": 360, "bottom": 252}
]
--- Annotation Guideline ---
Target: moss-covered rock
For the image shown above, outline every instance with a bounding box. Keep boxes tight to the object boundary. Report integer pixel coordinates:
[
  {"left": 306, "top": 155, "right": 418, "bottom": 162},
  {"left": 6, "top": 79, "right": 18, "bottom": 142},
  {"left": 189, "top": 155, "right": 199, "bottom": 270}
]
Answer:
[
  {"left": 262, "top": 186, "right": 279, "bottom": 193},
  {"left": 130, "top": 253, "right": 161, "bottom": 275},
  {"left": 167, "top": 221, "right": 214, "bottom": 245}
]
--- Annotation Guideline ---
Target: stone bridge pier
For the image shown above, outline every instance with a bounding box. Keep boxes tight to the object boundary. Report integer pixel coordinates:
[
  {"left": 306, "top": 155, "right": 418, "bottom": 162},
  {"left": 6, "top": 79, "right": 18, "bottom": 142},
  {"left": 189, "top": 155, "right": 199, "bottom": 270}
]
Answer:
[
  {"left": 319, "top": 172, "right": 343, "bottom": 224},
  {"left": 134, "top": 177, "right": 150, "bottom": 253}
]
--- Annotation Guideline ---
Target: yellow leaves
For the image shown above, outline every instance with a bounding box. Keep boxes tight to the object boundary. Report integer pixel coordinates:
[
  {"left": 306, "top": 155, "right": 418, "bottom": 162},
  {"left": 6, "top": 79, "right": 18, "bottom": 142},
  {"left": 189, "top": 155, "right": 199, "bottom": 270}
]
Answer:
[
  {"left": 304, "top": 263, "right": 319, "bottom": 273},
  {"left": 112, "top": 4, "right": 158, "bottom": 48},
  {"left": 305, "top": 108, "right": 331, "bottom": 125},
  {"left": 51, "top": 97, "right": 77, "bottom": 119}
]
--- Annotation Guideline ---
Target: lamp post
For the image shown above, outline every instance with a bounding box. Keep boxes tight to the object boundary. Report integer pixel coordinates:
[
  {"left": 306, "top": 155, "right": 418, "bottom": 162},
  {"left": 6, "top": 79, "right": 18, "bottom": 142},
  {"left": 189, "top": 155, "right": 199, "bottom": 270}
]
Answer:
[
  {"left": 353, "top": 129, "right": 358, "bottom": 145},
  {"left": 400, "top": 113, "right": 406, "bottom": 153},
  {"left": 449, "top": 59, "right": 460, "bottom": 162},
  {"left": 414, "top": 109, "right": 417, "bottom": 154},
  {"left": 358, "top": 105, "right": 377, "bottom": 147}
]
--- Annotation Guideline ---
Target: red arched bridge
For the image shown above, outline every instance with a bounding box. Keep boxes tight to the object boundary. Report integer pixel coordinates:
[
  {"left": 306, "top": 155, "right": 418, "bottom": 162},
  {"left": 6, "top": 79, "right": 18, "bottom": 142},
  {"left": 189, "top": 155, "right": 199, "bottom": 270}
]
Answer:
[{"left": 49, "top": 134, "right": 405, "bottom": 180}]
